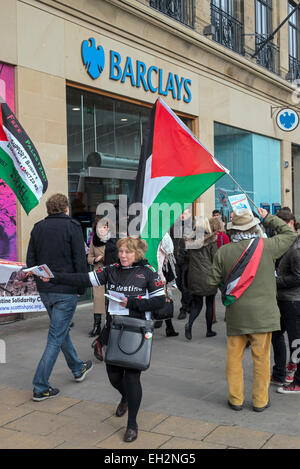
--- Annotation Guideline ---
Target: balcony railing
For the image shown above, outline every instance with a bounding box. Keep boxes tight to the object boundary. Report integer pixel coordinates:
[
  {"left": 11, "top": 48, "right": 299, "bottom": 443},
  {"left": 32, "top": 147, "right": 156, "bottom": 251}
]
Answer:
[
  {"left": 288, "top": 55, "right": 300, "bottom": 81},
  {"left": 149, "top": 0, "right": 194, "bottom": 28},
  {"left": 210, "top": 3, "right": 244, "bottom": 55},
  {"left": 255, "top": 34, "right": 280, "bottom": 75}
]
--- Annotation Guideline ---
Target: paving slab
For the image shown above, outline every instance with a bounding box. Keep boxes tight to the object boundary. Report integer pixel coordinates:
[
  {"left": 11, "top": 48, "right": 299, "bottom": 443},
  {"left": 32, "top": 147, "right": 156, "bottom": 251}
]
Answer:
[
  {"left": 160, "top": 437, "right": 227, "bottom": 449},
  {"left": 203, "top": 425, "right": 272, "bottom": 449},
  {"left": 97, "top": 428, "right": 171, "bottom": 449},
  {"left": 151, "top": 415, "right": 218, "bottom": 440},
  {"left": 262, "top": 434, "right": 300, "bottom": 449},
  {"left": 4, "top": 410, "right": 75, "bottom": 436}
]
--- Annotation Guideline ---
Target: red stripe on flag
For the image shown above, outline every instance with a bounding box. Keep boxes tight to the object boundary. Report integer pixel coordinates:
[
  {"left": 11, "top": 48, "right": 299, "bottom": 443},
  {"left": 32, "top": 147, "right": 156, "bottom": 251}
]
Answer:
[
  {"left": 230, "top": 238, "right": 264, "bottom": 300},
  {"left": 151, "top": 99, "right": 225, "bottom": 178},
  {"left": 0, "top": 106, "right": 8, "bottom": 142}
]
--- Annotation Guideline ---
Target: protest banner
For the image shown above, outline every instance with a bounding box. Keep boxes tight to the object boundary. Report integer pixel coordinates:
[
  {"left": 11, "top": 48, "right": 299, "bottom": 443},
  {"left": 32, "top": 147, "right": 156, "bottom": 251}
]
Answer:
[
  {"left": 0, "top": 259, "right": 46, "bottom": 315},
  {"left": 228, "top": 193, "right": 252, "bottom": 214}
]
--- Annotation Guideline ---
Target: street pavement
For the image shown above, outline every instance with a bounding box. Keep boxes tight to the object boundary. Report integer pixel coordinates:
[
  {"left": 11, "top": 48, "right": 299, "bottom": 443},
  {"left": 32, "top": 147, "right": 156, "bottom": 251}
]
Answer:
[{"left": 0, "top": 291, "right": 300, "bottom": 449}]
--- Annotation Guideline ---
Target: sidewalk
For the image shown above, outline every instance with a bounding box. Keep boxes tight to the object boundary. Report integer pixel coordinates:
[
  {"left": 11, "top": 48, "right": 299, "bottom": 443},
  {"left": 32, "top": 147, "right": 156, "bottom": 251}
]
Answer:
[
  {"left": 1, "top": 292, "right": 300, "bottom": 449},
  {"left": 1, "top": 385, "right": 300, "bottom": 449}
]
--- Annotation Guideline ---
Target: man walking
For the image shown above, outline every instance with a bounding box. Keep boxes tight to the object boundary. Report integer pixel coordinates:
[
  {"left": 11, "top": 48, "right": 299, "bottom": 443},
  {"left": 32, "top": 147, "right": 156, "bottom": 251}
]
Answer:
[
  {"left": 26, "top": 193, "right": 93, "bottom": 401},
  {"left": 207, "top": 208, "right": 297, "bottom": 412}
]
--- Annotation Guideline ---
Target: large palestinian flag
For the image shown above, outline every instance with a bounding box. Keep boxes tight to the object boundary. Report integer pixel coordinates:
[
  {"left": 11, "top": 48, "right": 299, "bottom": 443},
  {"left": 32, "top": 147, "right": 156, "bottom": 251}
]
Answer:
[
  {"left": 0, "top": 98, "right": 48, "bottom": 214},
  {"left": 132, "top": 97, "right": 227, "bottom": 269}
]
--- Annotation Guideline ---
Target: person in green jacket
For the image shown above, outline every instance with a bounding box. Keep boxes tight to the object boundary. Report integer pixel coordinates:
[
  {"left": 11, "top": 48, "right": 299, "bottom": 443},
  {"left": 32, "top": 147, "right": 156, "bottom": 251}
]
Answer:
[{"left": 207, "top": 208, "right": 297, "bottom": 413}]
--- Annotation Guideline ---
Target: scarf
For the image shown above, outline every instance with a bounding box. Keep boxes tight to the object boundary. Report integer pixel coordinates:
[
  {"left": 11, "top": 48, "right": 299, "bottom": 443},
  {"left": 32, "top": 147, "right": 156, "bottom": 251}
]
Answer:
[{"left": 231, "top": 232, "right": 260, "bottom": 243}]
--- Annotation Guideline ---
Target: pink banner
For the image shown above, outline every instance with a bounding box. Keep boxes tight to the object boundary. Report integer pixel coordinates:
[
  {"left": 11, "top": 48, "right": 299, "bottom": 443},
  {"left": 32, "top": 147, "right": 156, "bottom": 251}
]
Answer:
[{"left": 0, "top": 63, "right": 17, "bottom": 261}]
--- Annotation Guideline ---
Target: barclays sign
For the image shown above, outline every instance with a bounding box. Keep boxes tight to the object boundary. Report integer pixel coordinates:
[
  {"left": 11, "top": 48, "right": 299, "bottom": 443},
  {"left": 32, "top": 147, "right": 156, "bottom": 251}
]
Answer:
[{"left": 81, "top": 38, "right": 192, "bottom": 103}]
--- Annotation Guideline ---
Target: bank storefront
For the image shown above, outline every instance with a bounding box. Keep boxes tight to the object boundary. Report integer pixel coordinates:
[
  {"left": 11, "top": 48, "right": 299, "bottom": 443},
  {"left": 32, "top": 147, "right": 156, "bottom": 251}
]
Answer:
[{"left": 65, "top": 32, "right": 197, "bottom": 241}]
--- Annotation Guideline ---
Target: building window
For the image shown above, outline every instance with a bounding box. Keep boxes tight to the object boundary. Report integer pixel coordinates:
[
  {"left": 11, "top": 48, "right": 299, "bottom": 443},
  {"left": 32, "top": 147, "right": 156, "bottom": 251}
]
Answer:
[
  {"left": 149, "top": 0, "right": 194, "bottom": 28},
  {"left": 288, "top": 1, "right": 300, "bottom": 81},
  {"left": 255, "top": 0, "right": 280, "bottom": 74},
  {"left": 210, "top": 0, "right": 244, "bottom": 55},
  {"left": 214, "top": 122, "right": 281, "bottom": 219}
]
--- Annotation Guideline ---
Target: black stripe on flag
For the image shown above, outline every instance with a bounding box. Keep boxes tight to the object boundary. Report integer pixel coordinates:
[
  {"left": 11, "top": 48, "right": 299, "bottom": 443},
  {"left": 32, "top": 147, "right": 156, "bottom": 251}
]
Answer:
[
  {"left": 1, "top": 102, "right": 48, "bottom": 193},
  {"left": 131, "top": 100, "right": 157, "bottom": 205}
]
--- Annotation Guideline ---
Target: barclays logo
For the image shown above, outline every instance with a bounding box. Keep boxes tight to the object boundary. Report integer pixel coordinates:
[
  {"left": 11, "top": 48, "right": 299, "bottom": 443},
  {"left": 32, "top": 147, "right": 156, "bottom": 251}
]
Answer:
[
  {"left": 276, "top": 108, "right": 299, "bottom": 132},
  {"left": 81, "top": 38, "right": 105, "bottom": 80},
  {"left": 81, "top": 37, "right": 192, "bottom": 103}
]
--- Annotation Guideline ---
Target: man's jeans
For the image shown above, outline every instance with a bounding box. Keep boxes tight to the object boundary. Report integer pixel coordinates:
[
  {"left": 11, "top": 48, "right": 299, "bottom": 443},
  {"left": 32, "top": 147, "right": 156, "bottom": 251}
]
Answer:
[
  {"left": 33, "top": 293, "right": 84, "bottom": 393},
  {"left": 272, "top": 300, "right": 300, "bottom": 385}
]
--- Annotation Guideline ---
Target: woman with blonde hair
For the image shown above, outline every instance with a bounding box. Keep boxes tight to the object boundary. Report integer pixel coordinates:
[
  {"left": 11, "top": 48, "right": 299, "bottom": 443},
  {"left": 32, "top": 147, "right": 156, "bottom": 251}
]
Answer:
[{"left": 41, "top": 236, "right": 165, "bottom": 443}]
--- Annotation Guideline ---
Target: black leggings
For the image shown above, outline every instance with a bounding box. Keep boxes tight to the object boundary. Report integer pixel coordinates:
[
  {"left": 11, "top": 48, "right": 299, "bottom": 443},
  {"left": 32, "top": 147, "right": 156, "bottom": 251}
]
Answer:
[
  {"left": 106, "top": 364, "right": 142, "bottom": 430},
  {"left": 188, "top": 295, "right": 215, "bottom": 333}
]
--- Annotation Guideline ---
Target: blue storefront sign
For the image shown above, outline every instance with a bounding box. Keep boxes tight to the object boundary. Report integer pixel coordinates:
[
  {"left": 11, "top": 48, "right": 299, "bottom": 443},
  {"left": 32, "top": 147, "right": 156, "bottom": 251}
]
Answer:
[{"left": 81, "top": 38, "right": 192, "bottom": 103}]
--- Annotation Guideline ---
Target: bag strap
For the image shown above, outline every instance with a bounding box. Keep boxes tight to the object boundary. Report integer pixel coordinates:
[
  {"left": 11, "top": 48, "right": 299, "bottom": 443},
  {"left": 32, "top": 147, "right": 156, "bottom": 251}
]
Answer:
[{"left": 117, "top": 325, "right": 146, "bottom": 355}]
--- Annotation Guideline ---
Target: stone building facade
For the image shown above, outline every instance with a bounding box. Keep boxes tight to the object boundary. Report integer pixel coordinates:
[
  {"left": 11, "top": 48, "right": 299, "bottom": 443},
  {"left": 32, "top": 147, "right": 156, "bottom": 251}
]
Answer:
[{"left": 0, "top": 0, "right": 300, "bottom": 264}]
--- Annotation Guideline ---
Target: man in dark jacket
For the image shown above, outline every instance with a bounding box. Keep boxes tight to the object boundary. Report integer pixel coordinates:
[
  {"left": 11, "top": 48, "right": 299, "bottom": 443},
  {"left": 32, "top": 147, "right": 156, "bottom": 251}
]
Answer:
[
  {"left": 271, "top": 209, "right": 300, "bottom": 395},
  {"left": 26, "top": 193, "right": 93, "bottom": 401}
]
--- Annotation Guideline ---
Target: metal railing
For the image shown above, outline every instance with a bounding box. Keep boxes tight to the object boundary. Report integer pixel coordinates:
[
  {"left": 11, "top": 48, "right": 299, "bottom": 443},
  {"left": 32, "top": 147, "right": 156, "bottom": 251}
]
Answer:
[
  {"left": 255, "top": 33, "right": 280, "bottom": 75},
  {"left": 210, "top": 3, "right": 244, "bottom": 55},
  {"left": 149, "top": 0, "right": 194, "bottom": 28},
  {"left": 289, "top": 55, "right": 300, "bottom": 81}
]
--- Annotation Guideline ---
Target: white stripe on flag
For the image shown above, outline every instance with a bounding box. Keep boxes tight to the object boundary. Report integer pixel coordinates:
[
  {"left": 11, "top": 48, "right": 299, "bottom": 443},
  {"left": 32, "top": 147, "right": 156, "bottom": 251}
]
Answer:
[
  {"left": 141, "top": 155, "right": 173, "bottom": 232},
  {"left": 0, "top": 128, "right": 44, "bottom": 199}
]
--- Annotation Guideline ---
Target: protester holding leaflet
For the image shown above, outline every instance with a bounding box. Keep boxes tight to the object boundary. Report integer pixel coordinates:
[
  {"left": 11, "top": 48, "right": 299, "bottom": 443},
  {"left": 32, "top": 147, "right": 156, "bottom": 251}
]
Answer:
[{"left": 41, "top": 237, "right": 165, "bottom": 443}]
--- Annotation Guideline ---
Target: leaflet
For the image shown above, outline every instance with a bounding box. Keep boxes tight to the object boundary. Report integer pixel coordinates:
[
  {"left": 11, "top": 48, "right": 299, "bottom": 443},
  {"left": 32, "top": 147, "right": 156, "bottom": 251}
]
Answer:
[
  {"left": 23, "top": 264, "right": 54, "bottom": 279},
  {"left": 106, "top": 290, "right": 129, "bottom": 316},
  {"left": 104, "top": 293, "right": 124, "bottom": 303}
]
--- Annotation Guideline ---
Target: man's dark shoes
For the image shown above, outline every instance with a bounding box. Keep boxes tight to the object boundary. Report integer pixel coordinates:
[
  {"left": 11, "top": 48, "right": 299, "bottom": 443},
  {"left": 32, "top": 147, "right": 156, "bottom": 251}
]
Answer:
[
  {"left": 123, "top": 427, "right": 138, "bottom": 443},
  {"left": 228, "top": 400, "right": 243, "bottom": 411},
  {"left": 116, "top": 400, "right": 128, "bottom": 417},
  {"left": 32, "top": 387, "right": 60, "bottom": 402},
  {"left": 154, "top": 321, "right": 163, "bottom": 329},
  {"left": 166, "top": 328, "right": 179, "bottom": 337},
  {"left": 74, "top": 360, "right": 93, "bottom": 382},
  {"left": 178, "top": 310, "right": 187, "bottom": 320},
  {"left": 206, "top": 330, "right": 217, "bottom": 338},
  {"left": 253, "top": 401, "right": 271, "bottom": 412},
  {"left": 185, "top": 323, "right": 192, "bottom": 340}
]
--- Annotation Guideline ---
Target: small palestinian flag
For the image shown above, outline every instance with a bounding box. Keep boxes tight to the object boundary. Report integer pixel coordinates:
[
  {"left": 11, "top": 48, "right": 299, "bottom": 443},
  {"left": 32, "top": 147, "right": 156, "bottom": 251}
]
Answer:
[
  {"left": 221, "top": 238, "right": 264, "bottom": 306},
  {"left": 0, "top": 97, "right": 48, "bottom": 214},
  {"left": 132, "top": 97, "right": 226, "bottom": 269}
]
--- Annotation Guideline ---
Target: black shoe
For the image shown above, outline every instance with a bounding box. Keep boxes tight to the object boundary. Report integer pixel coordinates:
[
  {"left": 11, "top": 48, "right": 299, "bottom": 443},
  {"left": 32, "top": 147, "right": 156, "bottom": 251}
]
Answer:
[
  {"left": 253, "top": 401, "right": 271, "bottom": 413},
  {"left": 185, "top": 323, "right": 192, "bottom": 340},
  {"left": 166, "top": 329, "right": 179, "bottom": 337},
  {"left": 123, "top": 427, "right": 138, "bottom": 443},
  {"left": 88, "top": 315, "right": 101, "bottom": 337},
  {"left": 228, "top": 400, "right": 243, "bottom": 411},
  {"left": 206, "top": 330, "right": 217, "bottom": 338},
  {"left": 116, "top": 400, "right": 128, "bottom": 417},
  {"left": 74, "top": 360, "right": 93, "bottom": 382},
  {"left": 32, "top": 387, "right": 60, "bottom": 402},
  {"left": 178, "top": 311, "right": 187, "bottom": 320},
  {"left": 154, "top": 321, "right": 163, "bottom": 329}
]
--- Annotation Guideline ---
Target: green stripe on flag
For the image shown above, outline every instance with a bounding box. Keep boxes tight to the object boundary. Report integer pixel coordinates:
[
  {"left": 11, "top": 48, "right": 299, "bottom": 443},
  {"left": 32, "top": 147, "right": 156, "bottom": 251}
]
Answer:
[
  {"left": 141, "top": 171, "right": 224, "bottom": 269},
  {"left": 0, "top": 146, "right": 39, "bottom": 214}
]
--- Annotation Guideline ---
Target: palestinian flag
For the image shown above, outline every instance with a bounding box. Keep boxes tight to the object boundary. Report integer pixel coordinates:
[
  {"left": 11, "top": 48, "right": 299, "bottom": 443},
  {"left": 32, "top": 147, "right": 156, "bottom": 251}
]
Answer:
[
  {"left": 0, "top": 97, "right": 48, "bottom": 214},
  {"left": 131, "top": 97, "right": 226, "bottom": 269},
  {"left": 221, "top": 238, "right": 264, "bottom": 306}
]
